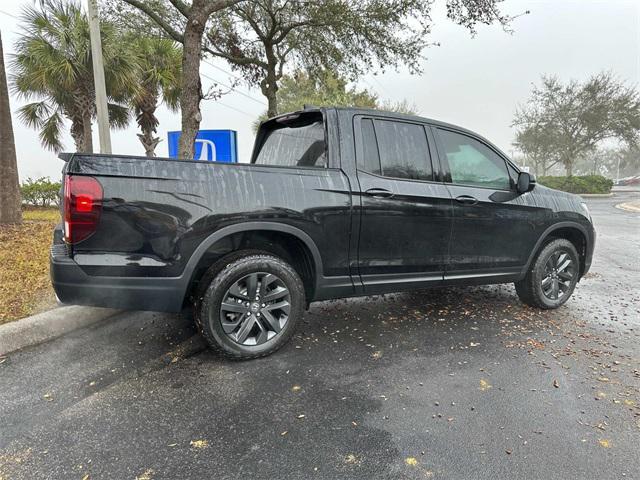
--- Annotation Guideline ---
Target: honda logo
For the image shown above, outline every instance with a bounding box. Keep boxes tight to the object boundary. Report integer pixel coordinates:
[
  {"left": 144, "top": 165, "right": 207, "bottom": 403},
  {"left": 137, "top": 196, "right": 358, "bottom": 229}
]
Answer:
[{"left": 195, "top": 138, "right": 217, "bottom": 161}]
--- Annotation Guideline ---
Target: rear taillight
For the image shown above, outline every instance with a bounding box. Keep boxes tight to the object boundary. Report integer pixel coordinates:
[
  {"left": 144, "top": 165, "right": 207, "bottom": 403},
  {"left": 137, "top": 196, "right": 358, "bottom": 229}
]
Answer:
[{"left": 64, "top": 175, "right": 103, "bottom": 244}]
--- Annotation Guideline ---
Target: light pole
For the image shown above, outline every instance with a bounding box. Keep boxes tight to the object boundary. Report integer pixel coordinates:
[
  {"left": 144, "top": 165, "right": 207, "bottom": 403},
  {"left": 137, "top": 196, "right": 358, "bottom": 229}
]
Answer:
[{"left": 86, "top": 0, "right": 111, "bottom": 154}]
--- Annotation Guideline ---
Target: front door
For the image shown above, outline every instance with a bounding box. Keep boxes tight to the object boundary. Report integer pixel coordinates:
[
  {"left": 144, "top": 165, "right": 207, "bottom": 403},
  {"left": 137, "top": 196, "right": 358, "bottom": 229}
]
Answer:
[
  {"left": 433, "top": 127, "right": 543, "bottom": 280},
  {"left": 354, "top": 116, "right": 453, "bottom": 293}
]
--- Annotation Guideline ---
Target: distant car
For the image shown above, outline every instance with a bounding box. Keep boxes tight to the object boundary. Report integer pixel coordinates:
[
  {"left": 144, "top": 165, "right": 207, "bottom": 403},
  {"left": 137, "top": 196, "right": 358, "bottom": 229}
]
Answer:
[
  {"left": 51, "top": 107, "right": 595, "bottom": 359},
  {"left": 616, "top": 175, "right": 640, "bottom": 186}
]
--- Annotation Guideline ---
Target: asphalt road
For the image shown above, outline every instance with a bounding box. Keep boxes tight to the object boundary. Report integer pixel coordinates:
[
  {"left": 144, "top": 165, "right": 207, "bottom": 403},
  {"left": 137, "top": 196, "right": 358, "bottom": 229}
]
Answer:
[{"left": 1, "top": 192, "right": 639, "bottom": 480}]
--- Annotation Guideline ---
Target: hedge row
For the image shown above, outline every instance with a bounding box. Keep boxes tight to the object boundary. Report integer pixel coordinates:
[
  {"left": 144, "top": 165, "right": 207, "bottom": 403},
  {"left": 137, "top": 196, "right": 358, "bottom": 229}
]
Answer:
[
  {"left": 21, "top": 177, "right": 61, "bottom": 207},
  {"left": 537, "top": 175, "right": 613, "bottom": 194}
]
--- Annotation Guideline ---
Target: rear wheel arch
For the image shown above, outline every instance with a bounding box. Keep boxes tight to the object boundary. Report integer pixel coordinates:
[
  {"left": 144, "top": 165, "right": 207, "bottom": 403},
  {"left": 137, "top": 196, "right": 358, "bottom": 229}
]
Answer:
[{"left": 181, "top": 223, "right": 322, "bottom": 306}]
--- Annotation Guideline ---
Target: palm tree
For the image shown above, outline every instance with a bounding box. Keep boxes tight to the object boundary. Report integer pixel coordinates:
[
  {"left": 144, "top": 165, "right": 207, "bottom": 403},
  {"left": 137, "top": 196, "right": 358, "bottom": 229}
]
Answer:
[
  {"left": 131, "top": 37, "right": 181, "bottom": 157},
  {"left": 0, "top": 32, "right": 22, "bottom": 224},
  {"left": 11, "top": 0, "right": 138, "bottom": 153}
]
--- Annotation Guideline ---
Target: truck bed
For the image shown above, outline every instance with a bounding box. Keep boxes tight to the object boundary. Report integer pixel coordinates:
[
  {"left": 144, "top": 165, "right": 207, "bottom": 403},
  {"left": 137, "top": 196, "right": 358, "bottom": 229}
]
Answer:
[{"left": 52, "top": 153, "right": 354, "bottom": 311}]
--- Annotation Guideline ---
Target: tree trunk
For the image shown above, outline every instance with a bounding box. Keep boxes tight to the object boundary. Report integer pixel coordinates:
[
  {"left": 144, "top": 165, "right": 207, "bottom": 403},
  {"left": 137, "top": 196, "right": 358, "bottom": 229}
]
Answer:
[
  {"left": 70, "top": 118, "right": 85, "bottom": 152},
  {"left": 262, "top": 67, "right": 278, "bottom": 118},
  {"left": 565, "top": 160, "right": 573, "bottom": 177},
  {"left": 0, "top": 33, "right": 22, "bottom": 224},
  {"left": 74, "top": 91, "right": 94, "bottom": 153},
  {"left": 265, "top": 85, "right": 278, "bottom": 118},
  {"left": 138, "top": 132, "right": 161, "bottom": 157},
  {"left": 81, "top": 113, "right": 94, "bottom": 153},
  {"left": 136, "top": 89, "right": 160, "bottom": 157},
  {"left": 177, "top": 11, "right": 206, "bottom": 159}
]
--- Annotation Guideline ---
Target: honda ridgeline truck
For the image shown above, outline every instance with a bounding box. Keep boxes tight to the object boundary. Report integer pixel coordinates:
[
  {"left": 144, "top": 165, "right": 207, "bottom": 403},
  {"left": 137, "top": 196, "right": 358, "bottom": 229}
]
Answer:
[{"left": 51, "top": 107, "right": 595, "bottom": 359}]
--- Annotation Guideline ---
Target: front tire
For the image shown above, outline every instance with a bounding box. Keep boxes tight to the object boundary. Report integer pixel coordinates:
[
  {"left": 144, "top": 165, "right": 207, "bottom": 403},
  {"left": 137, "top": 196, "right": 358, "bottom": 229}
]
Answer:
[
  {"left": 196, "top": 253, "right": 305, "bottom": 360},
  {"left": 515, "top": 238, "right": 580, "bottom": 309}
]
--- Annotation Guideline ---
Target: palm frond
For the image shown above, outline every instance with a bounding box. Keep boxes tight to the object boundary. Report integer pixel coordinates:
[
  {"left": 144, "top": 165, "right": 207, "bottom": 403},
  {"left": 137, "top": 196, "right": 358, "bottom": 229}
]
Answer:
[
  {"left": 39, "top": 109, "right": 65, "bottom": 152},
  {"left": 17, "top": 101, "right": 52, "bottom": 128},
  {"left": 107, "top": 103, "right": 130, "bottom": 129}
]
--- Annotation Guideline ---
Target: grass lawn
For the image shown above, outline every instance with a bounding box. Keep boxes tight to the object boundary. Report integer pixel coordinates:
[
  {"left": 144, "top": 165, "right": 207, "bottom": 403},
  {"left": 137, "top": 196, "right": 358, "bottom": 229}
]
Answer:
[{"left": 0, "top": 207, "right": 59, "bottom": 325}]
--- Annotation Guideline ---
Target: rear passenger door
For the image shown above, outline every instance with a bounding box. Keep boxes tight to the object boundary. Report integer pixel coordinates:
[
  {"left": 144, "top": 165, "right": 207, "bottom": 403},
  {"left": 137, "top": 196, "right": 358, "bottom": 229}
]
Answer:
[{"left": 354, "top": 116, "right": 453, "bottom": 293}]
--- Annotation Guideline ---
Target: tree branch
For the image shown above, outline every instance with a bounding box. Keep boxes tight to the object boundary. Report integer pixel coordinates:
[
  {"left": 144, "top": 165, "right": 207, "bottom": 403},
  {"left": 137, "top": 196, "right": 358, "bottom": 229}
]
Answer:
[
  {"left": 167, "top": 0, "right": 191, "bottom": 18},
  {"left": 120, "top": 0, "right": 185, "bottom": 43},
  {"left": 274, "top": 20, "right": 327, "bottom": 43},
  {"left": 204, "top": 44, "right": 268, "bottom": 70},
  {"left": 234, "top": 4, "right": 268, "bottom": 41},
  {"left": 203, "top": 0, "right": 245, "bottom": 17}
]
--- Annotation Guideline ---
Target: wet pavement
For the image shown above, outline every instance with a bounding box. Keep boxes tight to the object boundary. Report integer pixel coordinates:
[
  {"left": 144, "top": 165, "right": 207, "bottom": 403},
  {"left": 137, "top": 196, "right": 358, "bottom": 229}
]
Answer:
[{"left": 1, "top": 192, "right": 639, "bottom": 480}]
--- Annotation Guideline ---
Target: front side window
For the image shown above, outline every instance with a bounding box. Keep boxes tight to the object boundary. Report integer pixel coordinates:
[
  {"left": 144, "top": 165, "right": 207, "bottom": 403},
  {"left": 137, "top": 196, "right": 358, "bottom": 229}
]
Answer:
[
  {"left": 358, "top": 118, "right": 433, "bottom": 181},
  {"left": 438, "top": 129, "right": 510, "bottom": 190},
  {"left": 254, "top": 116, "right": 326, "bottom": 167}
]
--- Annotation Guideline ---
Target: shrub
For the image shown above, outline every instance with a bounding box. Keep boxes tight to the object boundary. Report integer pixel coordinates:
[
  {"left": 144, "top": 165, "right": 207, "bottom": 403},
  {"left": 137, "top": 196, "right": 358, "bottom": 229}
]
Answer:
[
  {"left": 537, "top": 175, "right": 613, "bottom": 194},
  {"left": 20, "top": 177, "right": 61, "bottom": 207}
]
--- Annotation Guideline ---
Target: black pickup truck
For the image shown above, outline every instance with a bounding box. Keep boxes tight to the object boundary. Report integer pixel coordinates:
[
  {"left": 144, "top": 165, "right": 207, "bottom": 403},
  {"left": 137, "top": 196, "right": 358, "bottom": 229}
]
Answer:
[{"left": 51, "top": 107, "right": 595, "bottom": 359}]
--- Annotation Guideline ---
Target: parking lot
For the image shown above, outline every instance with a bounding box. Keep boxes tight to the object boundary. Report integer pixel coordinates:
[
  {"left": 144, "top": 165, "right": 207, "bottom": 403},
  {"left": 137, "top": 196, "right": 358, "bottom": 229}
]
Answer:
[{"left": 1, "top": 192, "right": 639, "bottom": 480}]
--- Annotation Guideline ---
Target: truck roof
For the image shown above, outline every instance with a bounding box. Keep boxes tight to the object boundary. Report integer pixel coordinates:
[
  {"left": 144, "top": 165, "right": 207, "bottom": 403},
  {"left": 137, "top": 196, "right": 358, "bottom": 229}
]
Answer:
[{"left": 268, "top": 106, "right": 512, "bottom": 162}]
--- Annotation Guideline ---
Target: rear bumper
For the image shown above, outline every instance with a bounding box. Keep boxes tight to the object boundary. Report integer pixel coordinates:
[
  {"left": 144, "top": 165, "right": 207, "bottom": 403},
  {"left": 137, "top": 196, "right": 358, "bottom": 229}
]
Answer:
[{"left": 50, "top": 253, "right": 185, "bottom": 313}]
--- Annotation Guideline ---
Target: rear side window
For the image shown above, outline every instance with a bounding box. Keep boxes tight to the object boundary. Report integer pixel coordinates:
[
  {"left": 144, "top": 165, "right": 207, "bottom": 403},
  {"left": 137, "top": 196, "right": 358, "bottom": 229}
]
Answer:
[
  {"left": 359, "top": 119, "right": 382, "bottom": 175},
  {"left": 254, "top": 117, "right": 326, "bottom": 167},
  {"left": 437, "top": 129, "right": 510, "bottom": 190},
  {"left": 358, "top": 119, "right": 433, "bottom": 181}
]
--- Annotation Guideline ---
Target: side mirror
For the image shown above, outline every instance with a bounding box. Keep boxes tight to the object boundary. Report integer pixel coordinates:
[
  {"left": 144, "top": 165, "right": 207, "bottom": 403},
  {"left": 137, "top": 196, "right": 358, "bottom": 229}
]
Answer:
[{"left": 517, "top": 172, "right": 536, "bottom": 194}]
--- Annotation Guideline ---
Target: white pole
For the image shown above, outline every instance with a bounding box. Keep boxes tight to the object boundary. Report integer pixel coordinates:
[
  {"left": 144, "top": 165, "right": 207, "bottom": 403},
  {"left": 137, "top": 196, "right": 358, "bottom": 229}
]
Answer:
[{"left": 86, "top": 0, "right": 111, "bottom": 154}]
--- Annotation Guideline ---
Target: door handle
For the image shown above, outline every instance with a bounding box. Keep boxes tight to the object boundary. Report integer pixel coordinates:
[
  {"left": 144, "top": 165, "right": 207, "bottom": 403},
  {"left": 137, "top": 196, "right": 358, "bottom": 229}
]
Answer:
[
  {"left": 364, "top": 188, "right": 394, "bottom": 198},
  {"left": 455, "top": 195, "right": 478, "bottom": 205}
]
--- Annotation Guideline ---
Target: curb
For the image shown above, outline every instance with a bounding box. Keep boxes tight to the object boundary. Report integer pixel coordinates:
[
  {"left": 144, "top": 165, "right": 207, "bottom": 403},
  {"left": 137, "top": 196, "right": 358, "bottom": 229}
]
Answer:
[
  {"left": 612, "top": 188, "right": 640, "bottom": 193},
  {"left": 615, "top": 201, "right": 640, "bottom": 213},
  {"left": 579, "top": 193, "right": 614, "bottom": 198},
  {"left": 0, "top": 306, "right": 121, "bottom": 355}
]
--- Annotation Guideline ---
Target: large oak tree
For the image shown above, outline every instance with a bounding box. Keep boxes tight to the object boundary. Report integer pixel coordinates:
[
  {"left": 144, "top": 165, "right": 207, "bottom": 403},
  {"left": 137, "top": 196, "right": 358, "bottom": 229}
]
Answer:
[
  {"left": 205, "top": 0, "right": 512, "bottom": 117},
  {"left": 111, "top": 0, "right": 241, "bottom": 158},
  {"left": 108, "top": 0, "right": 512, "bottom": 156},
  {"left": 514, "top": 72, "right": 640, "bottom": 176}
]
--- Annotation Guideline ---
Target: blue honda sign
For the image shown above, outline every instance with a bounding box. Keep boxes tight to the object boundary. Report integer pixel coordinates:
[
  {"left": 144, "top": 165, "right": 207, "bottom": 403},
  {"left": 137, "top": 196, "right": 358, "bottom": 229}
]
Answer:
[{"left": 167, "top": 129, "right": 238, "bottom": 162}]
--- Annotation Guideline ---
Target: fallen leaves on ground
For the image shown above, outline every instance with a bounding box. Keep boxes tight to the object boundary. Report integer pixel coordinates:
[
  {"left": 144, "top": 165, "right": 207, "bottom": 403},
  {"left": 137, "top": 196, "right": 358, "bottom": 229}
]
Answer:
[
  {"left": 0, "top": 448, "right": 33, "bottom": 479},
  {"left": 344, "top": 454, "right": 360, "bottom": 465},
  {"left": 190, "top": 440, "right": 208, "bottom": 449},
  {"left": 136, "top": 469, "right": 154, "bottom": 480},
  {"left": 598, "top": 439, "right": 611, "bottom": 448},
  {"left": 0, "top": 208, "right": 58, "bottom": 324},
  {"left": 405, "top": 457, "right": 418, "bottom": 466},
  {"left": 479, "top": 379, "right": 492, "bottom": 391},
  {"left": 526, "top": 338, "right": 545, "bottom": 350}
]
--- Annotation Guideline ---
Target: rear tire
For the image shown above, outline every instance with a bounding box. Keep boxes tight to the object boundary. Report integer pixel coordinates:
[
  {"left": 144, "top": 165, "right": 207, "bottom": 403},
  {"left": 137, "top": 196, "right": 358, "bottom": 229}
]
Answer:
[
  {"left": 515, "top": 238, "right": 580, "bottom": 309},
  {"left": 195, "top": 253, "right": 305, "bottom": 360}
]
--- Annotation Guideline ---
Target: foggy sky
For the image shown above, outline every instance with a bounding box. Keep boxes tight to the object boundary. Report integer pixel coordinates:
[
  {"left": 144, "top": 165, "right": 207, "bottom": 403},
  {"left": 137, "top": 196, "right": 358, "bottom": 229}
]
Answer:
[{"left": 0, "top": 0, "right": 638, "bottom": 181}]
